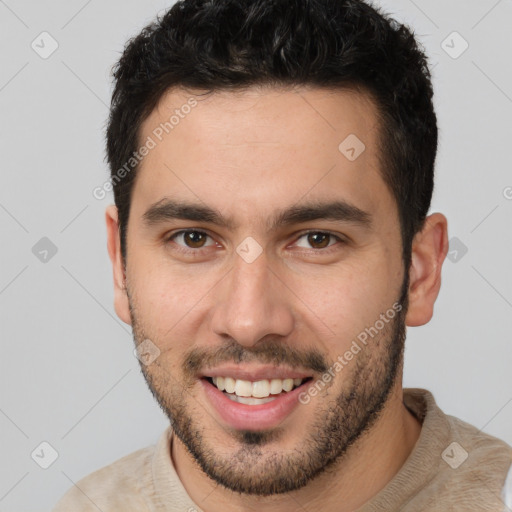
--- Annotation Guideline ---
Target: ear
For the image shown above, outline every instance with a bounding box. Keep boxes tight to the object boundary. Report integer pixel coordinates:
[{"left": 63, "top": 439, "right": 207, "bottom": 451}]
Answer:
[
  {"left": 405, "top": 212, "right": 449, "bottom": 327},
  {"left": 105, "top": 205, "right": 132, "bottom": 325}
]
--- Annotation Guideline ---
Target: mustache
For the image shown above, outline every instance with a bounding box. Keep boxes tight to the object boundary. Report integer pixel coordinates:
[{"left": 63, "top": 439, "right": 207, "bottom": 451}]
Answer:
[{"left": 183, "top": 338, "right": 330, "bottom": 378}]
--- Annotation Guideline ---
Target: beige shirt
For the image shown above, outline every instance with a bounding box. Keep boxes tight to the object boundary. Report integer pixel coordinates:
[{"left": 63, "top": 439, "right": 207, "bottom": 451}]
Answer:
[{"left": 52, "top": 388, "right": 512, "bottom": 511}]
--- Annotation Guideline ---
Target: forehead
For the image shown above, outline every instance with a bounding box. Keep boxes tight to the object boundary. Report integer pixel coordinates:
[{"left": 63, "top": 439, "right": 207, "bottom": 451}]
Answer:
[{"left": 132, "top": 85, "right": 394, "bottom": 231}]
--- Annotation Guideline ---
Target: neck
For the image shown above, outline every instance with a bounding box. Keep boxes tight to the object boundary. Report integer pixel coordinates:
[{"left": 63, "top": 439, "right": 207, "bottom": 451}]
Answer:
[{"left": 171, "top": 383, "right": 421, "bottom": 512}]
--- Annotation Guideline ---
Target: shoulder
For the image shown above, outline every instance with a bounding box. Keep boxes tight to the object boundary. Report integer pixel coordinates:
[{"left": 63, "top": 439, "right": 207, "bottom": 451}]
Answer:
[
  {"left": 406, "top": 387, "right": 512, "bottom": 467},
  {"left": 446, "top": 411, "right": 512, "bottom": 476},
  {"left": 408, "top": 388, "right": 512, "bottom": 509},
  {"left": 51, "top": 444, "right": 156, "bottom": 512},
  {"left": 436, "top": 414, "right": 512, "bottom": 510}
]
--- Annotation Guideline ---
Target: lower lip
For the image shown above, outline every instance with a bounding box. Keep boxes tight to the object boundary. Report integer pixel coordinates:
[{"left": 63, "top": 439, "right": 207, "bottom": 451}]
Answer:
[{"left": 200, "top": 378, "right": 311, "bottom": 431}]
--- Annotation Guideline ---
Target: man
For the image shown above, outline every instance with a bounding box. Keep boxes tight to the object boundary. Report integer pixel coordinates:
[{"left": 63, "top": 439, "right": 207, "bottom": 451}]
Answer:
[{"left": 53, "top": 0, "right": 512, "bottom": 510}]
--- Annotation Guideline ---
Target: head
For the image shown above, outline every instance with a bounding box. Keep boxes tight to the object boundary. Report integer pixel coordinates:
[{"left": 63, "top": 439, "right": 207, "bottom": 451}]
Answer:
[{"left": 105, "top": 0, "right": 448, "bottom": 497}]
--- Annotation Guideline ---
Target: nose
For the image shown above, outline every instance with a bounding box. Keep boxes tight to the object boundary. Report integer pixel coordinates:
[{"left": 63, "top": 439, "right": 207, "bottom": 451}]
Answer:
[{"left": 210, "top": 247, "right": 295, "bottom": 348}]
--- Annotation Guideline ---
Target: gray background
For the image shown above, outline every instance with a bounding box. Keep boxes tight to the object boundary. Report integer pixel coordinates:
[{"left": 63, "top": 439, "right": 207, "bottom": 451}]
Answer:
[{"left": 0, "top": 0, "right": 511, "bottom": 510}]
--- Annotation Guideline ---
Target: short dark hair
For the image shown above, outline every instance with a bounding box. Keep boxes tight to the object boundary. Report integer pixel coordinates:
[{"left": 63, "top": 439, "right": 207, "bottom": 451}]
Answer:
[{"left": 105, "top": 0, "right": 437, "bottom": 268}]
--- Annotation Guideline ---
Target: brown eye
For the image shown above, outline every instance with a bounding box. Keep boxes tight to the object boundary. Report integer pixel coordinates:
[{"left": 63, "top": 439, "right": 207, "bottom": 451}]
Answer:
[
  {"left": 295, "top": 231, "right": 341, "bottom": 250},
  {"left": 183, "top": 231, "right": 207, "bottom": 248},
  {"left": 168, "top": 230, "right": 214, "bottom": 250},
  {"left": 307, "top": 232, "right": 331, "bottom": 249}
]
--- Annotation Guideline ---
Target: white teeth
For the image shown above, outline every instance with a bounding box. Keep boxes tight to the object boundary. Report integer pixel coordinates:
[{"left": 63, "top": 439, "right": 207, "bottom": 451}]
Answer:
[
  {"left": 282, "top": 378, "right": 294, "bottom": 392},
  {"left": 234, "top": 379, "right": 253, "bottom": 397},
  {"left": 224, "top": 377, "right": 236, "bottom": 393},
  {"left": 269, "top": 379, "right": 283, "bottom": 395},
  {"left": 252, "top": 379, "right": 270, "bottom": 398},
  {"left": 210, "top": 376, "right": 305, "bottom": 397},
  {"left": 215, "top": 376, "right": 225, "bottom": 391},
  {"left": 226, "top": 394, "right": 277, "bottom": 405}
]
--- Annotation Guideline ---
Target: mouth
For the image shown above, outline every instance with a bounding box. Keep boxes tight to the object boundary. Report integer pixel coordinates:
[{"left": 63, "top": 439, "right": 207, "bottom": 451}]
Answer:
[
  {"left": 200, "top": 375, "right": 315, "bottom": 430},
  {"left": 203, "top": 376, "right": 313, "bottom": 405}
]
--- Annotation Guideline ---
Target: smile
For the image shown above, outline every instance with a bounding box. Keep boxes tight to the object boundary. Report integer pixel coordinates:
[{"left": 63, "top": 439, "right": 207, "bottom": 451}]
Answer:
[{"left": 201, "top": 376, "right": 314, "bottom": 430}]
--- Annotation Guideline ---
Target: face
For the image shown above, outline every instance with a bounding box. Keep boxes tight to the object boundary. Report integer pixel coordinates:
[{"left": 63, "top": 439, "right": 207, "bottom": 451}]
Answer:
[{"left": 113, "top": 86, "right": 410, "bottom": 495}]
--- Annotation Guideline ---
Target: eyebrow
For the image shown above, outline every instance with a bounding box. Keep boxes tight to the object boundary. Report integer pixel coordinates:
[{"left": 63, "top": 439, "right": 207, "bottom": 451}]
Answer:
[{"left": 142, "top": 198, "right": 372, "bottom": 231}]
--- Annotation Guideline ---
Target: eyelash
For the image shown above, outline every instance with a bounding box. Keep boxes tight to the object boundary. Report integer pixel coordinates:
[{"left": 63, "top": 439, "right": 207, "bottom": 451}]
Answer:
[{"left": 165, "top": 229, "right": 346, "bottom": 255}]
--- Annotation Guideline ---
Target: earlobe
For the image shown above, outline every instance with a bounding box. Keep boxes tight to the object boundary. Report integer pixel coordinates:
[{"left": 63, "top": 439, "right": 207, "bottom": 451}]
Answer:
[
  {"left": 105, "top": 205, "right": 132, "bottom": 325},
  {"left": 405, "top": 213, "right": 449, "bottom": 327}
]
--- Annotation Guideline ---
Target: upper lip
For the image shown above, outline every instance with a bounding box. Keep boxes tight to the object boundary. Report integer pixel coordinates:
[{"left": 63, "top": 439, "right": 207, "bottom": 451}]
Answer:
[{"left": 200, "top": 365, "right": 313, "bottom": 382}]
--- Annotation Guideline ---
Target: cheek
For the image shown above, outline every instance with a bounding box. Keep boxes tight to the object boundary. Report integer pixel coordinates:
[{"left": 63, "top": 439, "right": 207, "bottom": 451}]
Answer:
[
  {"left": 128, "top": 255, "right": 217, "bottom": 337},
  {"left": 291, "top": 259, "right": 397, "bottom": 343}
]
